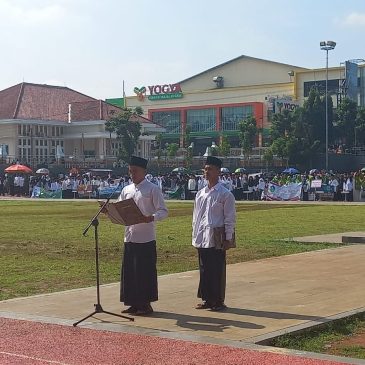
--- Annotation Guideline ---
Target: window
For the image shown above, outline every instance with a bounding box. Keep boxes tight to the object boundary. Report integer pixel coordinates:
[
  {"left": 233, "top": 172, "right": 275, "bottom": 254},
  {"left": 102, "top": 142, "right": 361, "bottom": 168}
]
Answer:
[
  {"left": 304, "top": 80, "right": 340, "bottom": 97},
  {"left": 84, "top": 150, "right": 95, "bottom": 157},
  {"left": 151, "top": 111, "right": 181, "bottom": 133},
  {"left": 221, "top": 105, "right": 253, "bottom": 131},
  {"left": 187, "top": 108, "right": 215, "bottom": 132}
]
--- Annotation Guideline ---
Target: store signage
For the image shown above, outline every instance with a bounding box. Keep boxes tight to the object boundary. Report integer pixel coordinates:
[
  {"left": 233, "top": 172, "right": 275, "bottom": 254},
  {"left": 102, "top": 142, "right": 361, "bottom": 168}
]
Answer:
[
  {"left": 274, "top": 98, "right": 299, "bottom": 113},
  {"left": 134, "top": 86, "right": 146, "bottom": 101},
  {"left": 147, "top": 83, "right": 183, "bottom": 101},
  {"left": 133, "top": 83, "right": 184, "bottom": 101}
]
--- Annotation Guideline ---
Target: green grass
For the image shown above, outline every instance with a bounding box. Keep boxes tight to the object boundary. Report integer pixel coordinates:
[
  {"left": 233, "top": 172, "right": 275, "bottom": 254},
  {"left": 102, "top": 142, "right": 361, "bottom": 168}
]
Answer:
[
  {"left": 1, "top": 201, "right": 364, "bottom": 300},
  {"left": 271, "top": 313, "right": 365, "bottom": 360}
]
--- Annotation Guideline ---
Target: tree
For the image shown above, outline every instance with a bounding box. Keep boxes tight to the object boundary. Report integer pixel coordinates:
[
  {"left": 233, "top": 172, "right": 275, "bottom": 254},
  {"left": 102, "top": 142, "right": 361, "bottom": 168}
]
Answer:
[
  {"left": 355, "top": 107, "right": 365, "bottom": 147},
  {"left": 270, "top": 136, "right": 296, "bottom": 166},
  {"left": 302, "top": 88, "right": 327, "bottom": 147},
  {"left": 263, "top": 148, "right": 273, "bottom": 165},
  {"left": 105, "top": 108, "right": 141, "bottom": 163},
  {"left": 218, "top": 135, "right": 231, "bottom": 157},
  {"left": 271, "top": 88, "right": 331, "bottom": 166},
  {"left": 134, "top": 106, "right": 144, "bottom": 116},
  {"left": 238, "top": 116, "right": 257, "bottom": 156},
  {"left": 334, "top": 98, "right": 358, "bottom": 147},
  {"left": 270, "top": 109, "right": 295, "bottom": 140},
  {"left": 167, "top": 143, "right": 179, "bottom": 158},
  {"left": 154, "top": 133, "right": 163, "bottom": 173}
]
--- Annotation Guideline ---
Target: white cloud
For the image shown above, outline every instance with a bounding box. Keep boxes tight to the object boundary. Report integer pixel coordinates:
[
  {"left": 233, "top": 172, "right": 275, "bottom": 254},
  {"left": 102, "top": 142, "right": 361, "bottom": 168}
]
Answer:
[{"left": 341, "top": 12, "right": 365, "bottom": 27}]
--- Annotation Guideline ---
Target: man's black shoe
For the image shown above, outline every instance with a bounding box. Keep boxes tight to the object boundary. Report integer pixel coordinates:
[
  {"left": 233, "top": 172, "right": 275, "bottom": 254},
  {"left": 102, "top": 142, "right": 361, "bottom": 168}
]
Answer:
[{"left": 210, "top": 303, "right": 227, "bottom": 311}]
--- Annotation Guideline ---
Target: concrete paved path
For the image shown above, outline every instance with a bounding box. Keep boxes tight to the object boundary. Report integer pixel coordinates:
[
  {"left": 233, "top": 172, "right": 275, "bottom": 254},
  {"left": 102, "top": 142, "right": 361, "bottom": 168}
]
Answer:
[{"left": 1, "top": 245, "right": 365, "bottom": 347}]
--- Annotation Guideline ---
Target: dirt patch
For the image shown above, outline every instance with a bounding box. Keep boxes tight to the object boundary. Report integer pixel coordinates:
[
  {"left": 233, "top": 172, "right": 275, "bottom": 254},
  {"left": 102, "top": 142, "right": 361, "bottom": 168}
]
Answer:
[{"left": 328, "top": 329, "right": 365, "bottom": 358}]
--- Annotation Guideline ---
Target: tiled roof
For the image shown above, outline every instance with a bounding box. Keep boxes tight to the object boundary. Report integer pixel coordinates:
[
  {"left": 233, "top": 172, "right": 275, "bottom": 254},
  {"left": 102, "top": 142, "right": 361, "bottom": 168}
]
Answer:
[
  {"left": 0, "top": 83, "right": 22, "bottom": 119},
  {"left": 0, "top": 82, "right": 123, "bottom": 122}
]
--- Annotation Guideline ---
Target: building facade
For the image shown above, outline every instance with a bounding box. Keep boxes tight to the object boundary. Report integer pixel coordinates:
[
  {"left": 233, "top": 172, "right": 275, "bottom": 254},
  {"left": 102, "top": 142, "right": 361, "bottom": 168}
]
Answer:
[
  {"left": 121, "top": 55, "right": 365, "bottom": 156},
  {"left": 124, "top": 55, "right": 307, "bottom": 154},
  {"left": 0, "top": 83, "right": 164, "bottom": 169}
]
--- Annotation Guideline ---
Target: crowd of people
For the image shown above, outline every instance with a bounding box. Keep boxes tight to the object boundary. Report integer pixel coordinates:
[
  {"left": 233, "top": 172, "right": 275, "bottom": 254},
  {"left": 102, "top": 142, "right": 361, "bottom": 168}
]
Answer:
[{"left": 0, "top": 168, "right": 364, "bottom": 202}]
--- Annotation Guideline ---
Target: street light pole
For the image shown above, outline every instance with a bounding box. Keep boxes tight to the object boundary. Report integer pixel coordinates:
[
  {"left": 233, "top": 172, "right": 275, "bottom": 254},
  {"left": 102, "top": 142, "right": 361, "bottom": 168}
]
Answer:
[{"left": 320, "top": 40, "right": 336, "bottom": 171}]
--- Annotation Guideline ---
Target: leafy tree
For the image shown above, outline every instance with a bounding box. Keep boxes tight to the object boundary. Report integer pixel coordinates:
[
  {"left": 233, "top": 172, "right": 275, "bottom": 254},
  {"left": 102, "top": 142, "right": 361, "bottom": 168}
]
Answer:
[
  {"left": 134, "top": 106, "right": 144, "bottom": 116},
  {"left": 355, "top": 107, "right": 365, "bottom": 147},
  {"left": 303, "top": 88, "right": 326, "bottom": 145},
  {"left": 268, "top": 88, "right": 332, "bottom": 166},
  {"left": 270, "top": 109, "right": 295, "bottom": 140},
  {"left": 167, "top": 143, "right": 179, "bottom": 158},
  {"left": 263, "top": 148, "right": 273, "bottom": 164},
  {"left": 218, "top": 135, "right": 231, "bottom": 157},
  {"left": 270, "top": 136, "right": 296, "bottom": 165},
  {"left": 334, "top": 98, "right": 358, "bottom": 146},
  {"left": 155, "top": 133, "right": 163, "bottom": 159},
  {"left": 105, "top": 108, "right": 141, "bottom": 163},
  {"left": 238, "top": 116, "right": 257, "bottom": 156}
]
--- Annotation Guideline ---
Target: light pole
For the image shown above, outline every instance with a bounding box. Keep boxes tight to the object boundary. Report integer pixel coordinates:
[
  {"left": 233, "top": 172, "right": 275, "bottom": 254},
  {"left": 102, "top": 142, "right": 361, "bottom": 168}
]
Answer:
[{"left": 320, "top": 40, "right": 336, "bottom": 171}]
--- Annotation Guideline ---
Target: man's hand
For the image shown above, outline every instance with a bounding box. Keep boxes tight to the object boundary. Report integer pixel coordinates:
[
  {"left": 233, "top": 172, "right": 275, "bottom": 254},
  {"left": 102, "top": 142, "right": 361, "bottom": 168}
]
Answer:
[{"left": 142, "top": 215, "right": 154, "bottom": 223}]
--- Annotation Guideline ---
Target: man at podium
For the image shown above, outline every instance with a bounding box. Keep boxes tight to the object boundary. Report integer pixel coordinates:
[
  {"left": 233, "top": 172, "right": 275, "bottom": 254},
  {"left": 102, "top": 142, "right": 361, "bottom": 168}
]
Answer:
[{"left": 118, "top": 155, "right": 168, "bottom": 315}]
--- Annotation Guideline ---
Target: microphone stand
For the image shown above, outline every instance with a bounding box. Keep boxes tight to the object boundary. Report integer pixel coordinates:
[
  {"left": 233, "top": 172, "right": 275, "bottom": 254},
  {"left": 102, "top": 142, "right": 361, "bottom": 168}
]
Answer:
[{"left": 73, "top": 181, "right": 134, "bottom": 326}]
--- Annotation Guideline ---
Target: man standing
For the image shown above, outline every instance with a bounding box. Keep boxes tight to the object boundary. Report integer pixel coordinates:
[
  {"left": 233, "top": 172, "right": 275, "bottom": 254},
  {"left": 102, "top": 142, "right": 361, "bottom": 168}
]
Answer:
[
  {"left": 118, "top": 156, "right": 168, "bottom": 315},
  {"left": 192, "top": 156, "right": 236, "bottom": 311}
]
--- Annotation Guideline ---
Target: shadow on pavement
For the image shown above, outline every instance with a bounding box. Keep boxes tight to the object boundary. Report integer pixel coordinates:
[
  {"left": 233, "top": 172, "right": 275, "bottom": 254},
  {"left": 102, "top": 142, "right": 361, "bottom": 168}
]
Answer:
[
  {"left": 151, "top": 311, "right": 265, "bottom": 332},
  {"left": 224, "top": 307, "right": 325, "bottom": 322}
]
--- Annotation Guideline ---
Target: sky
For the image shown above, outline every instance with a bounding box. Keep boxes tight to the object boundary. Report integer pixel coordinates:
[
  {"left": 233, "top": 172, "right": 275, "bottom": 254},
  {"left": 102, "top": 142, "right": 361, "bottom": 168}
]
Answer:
[{"left": 1, "top": 0, "right": 365, "bottom": 100}]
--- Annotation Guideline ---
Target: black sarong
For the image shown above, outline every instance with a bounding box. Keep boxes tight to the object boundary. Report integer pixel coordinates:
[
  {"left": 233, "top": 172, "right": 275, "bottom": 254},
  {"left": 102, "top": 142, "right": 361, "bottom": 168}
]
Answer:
[
  {"left": 197, "top": 248, "right": 226, "bottom": 304},
  {"left": 120, "top": 240, "right": 158, "bottom": 306}
]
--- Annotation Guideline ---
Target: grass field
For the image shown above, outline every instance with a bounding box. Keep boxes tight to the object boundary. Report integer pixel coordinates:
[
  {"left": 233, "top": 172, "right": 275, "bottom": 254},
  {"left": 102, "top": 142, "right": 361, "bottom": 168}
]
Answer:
[
  {"left": 271, "top": 313, "right": 365, "bottom": 360},
  {"left": 1, "top": 200, "right": 364, "bottom": 301}
]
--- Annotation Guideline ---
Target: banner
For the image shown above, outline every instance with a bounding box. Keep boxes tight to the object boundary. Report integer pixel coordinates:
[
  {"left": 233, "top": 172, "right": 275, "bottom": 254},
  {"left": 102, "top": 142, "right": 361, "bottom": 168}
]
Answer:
[
  {"left": 32, "top": 187, "right": 62, "bottom": 199},
  {"left": 98, "top": 185, "right": 122, "bottom": 199},
  {"left": 266, "top": 182, "right": 302, "bottom": 201}
]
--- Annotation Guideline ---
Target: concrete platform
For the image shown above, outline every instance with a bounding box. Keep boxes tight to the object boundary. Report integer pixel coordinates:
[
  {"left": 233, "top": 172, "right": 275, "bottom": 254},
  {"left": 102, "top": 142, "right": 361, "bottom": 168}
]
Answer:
[
  {"left": 1, "top": 245, "right": 365, "bottom": 347},
  {"left": 342, "top": 233, "right": 365, "bottom": 244},
  {"left": 292, "top": 232, "right": 365, "bottom": 244}
]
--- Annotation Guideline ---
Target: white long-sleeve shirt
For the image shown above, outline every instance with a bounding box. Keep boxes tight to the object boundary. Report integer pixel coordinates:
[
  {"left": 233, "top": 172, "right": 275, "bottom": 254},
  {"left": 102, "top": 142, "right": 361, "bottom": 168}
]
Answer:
[
  {"left": 117, "top": 178, "right": 168, "bottom": 243},
  {"left": 192, "top": 182, "right": 236, "bottom": 248}
]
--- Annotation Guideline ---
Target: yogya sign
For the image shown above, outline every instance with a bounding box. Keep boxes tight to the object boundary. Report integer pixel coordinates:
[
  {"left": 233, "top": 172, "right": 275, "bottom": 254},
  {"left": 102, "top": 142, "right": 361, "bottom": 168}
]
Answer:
[
  {"left": 134, "top": 83, "right": 183, "bottom": 101},
  {"left": 273, "top": 98, "right": 299, "bottom": 114}
]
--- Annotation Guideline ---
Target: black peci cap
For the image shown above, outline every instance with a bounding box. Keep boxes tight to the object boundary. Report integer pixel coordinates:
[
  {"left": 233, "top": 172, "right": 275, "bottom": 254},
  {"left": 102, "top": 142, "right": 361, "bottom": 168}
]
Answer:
[
  {"left": 205, "top": 156, "right": 222, "bottom": 168},
  {"left": 129, "top": 155, "right": 148, "bottom": 169}
]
